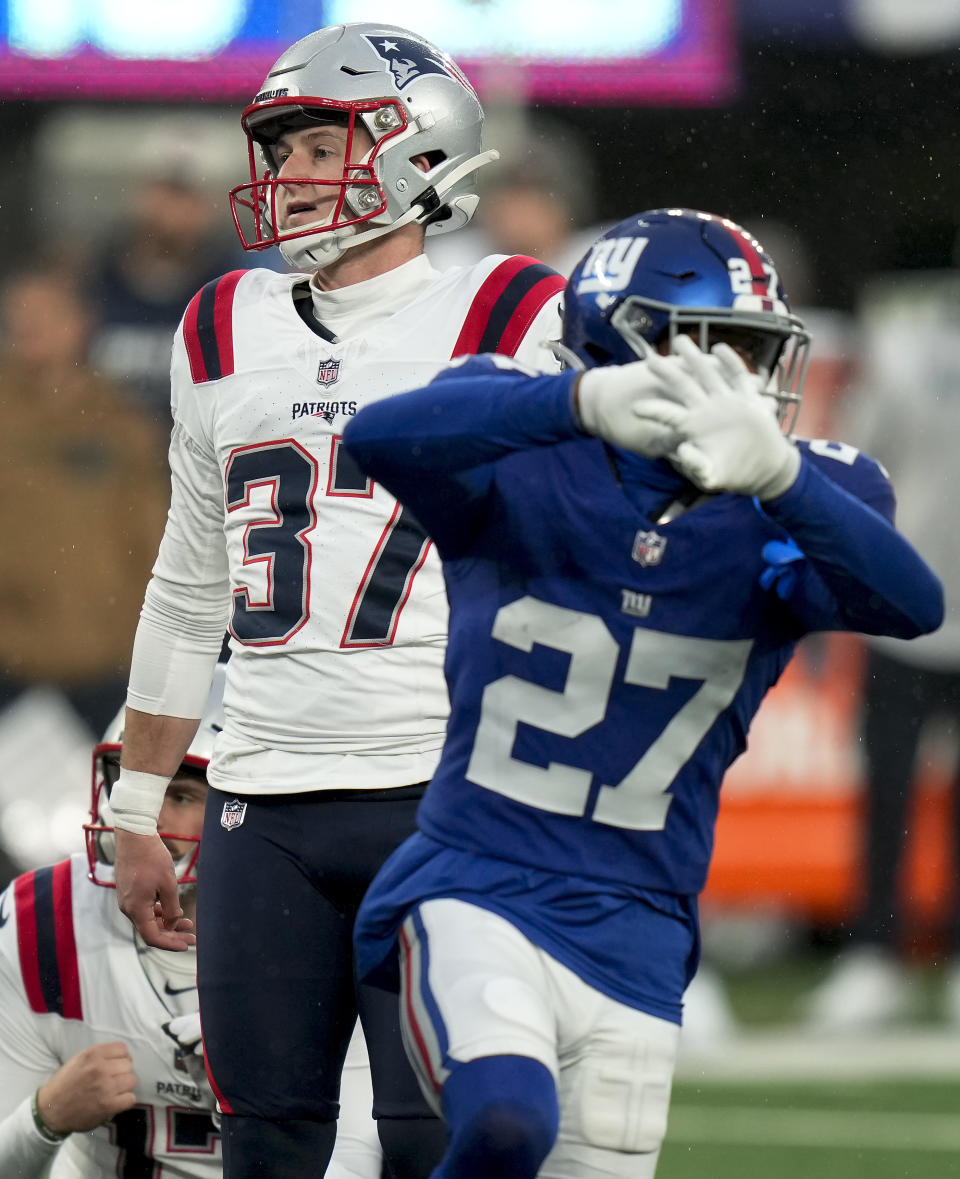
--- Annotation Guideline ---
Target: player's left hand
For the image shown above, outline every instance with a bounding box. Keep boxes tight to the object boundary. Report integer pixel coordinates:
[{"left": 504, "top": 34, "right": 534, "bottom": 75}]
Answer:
[
  {"left": 574, "top": 357, "right": 690, "bottom": 456},
  {"left": 114, "top": 829, "right": 196, "bottom": 951},
  {"left": 645, "top": 336, "right": 801, "bottom": 499}
]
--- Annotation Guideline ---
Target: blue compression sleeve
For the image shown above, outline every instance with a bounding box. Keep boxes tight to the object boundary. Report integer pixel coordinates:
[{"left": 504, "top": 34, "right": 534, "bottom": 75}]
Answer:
[
  {"left": 343, "top": 364, "right": 579, "bottom": 478},
  {"left": 343, "top": 362, "right": 581, "bottom": 555},
  {"left": 762, "top": 457, "right": 944, "bottom": 637},
  {"left": 437, "top": 1055, "right": 559, "bottom": 1179}
]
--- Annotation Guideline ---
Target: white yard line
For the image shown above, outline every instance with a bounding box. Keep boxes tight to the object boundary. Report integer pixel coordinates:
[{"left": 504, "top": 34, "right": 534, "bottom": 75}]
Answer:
[
  {"left": 667, "top": 1104, "right": 960, "bottom": 1152},
  {"left": 676, "top": 1028, "right": 960, "bottom": 1081}
]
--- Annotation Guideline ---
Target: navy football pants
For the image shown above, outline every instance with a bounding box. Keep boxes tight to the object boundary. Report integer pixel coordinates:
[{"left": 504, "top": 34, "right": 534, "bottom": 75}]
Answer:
[{"left": 198, "top": 785, "right": 446, "bottom": 1178}]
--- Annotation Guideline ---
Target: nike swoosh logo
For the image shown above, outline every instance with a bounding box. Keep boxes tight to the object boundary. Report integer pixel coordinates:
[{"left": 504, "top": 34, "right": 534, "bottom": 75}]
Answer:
[
  {"left": 0, "top": 893, "right": 8, "bottom": 928},
  {"left": 164, "top": 981, "right": 197, "bottom": 996}
]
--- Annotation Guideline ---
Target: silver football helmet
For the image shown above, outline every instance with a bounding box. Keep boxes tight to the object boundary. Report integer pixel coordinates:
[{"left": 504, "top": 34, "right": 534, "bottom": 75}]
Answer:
[
  {"left": 228, "top": 22, "right": 498, "bottom": 270},
  {"left": 84, "top": 664, "right": 227, "bottom": 887}
]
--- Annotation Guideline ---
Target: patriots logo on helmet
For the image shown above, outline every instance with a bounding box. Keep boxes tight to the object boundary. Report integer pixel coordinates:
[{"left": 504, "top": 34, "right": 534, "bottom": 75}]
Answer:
[{"left": 365, "top": 34, "right": 473, "bottom": 94}]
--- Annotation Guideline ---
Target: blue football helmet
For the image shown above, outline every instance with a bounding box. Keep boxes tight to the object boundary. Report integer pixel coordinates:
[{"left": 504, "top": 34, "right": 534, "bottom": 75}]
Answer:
[{"left": 561, "top": 208, "right": 811, "bottom": 430}]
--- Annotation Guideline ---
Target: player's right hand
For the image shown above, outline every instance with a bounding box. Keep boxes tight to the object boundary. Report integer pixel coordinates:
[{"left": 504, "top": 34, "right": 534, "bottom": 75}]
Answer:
[
  {"left": 37, "top": 1042, "right": 137, "bottom": 1134},
  {"left": 114, "top": 829, "right": 196, "bottom": 951},
  {"left": 574, "top": 358, "right": 690, "bottom": 456},
  {"left": 644, "top": 336, "right": 801, "bottom": 499}
]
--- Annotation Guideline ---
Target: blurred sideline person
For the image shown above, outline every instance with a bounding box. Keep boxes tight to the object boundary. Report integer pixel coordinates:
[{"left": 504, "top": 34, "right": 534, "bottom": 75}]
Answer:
[
  {"left": 86, "top": 158, "right": 248, "bottom": 424},
  {"left": 345, "top": 209, "right": 943, "bottom": 1179},
  {"left": 107, "top": 21, "right": 565, "bottom": 1179},
  {"left": 427, "top": 125, "right": 605, "bottom": 277},
  {"left": 805, "top": 270, "right": 960, "bottom": 1030},
  {"left": 0, "top": 664, "right": 381, "bottom": 1179},
  {"left": 0, "top": 264, "right": 168, "bottom": 738}
]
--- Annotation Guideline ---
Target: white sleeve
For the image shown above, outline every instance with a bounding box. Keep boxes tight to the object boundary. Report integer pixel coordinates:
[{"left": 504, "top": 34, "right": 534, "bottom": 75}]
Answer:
[
  {"left": 511, "top": 292, "right": 563, "bottom": 374},
  {"left": 0, "top": 1097, "right": 62, "bottom": 1179},
  {"left": 0, "top": 1094, "right": 61, "bottom": 1179},
  {"left": 0, "top": 928, "right": 65, "bottom": 1179},
  {"left": 126, "top": 416, "right": 231, "bottom": 720}
]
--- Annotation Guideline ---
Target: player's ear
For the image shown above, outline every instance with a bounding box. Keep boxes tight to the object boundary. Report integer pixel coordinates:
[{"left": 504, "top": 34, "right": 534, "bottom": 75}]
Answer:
[{"left": 410, "top": 154, "right": 431, "bottom": 174}]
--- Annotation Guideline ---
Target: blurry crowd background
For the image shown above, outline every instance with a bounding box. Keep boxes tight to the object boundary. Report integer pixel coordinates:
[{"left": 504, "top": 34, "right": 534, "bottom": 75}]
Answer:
[{"left": 0, "top": 0, "right": 957, "bottom": 1040}]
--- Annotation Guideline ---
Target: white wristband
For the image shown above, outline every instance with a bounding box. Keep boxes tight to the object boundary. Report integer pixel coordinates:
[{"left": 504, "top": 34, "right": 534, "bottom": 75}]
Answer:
[{"left": 109, "top": 769, "right": 171, "bottom": 836}]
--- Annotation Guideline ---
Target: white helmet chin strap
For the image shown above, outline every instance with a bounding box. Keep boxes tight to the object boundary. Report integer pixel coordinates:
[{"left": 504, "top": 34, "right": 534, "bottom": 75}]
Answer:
[{"left": 280, "top": 149, "right": 499, "bottom": 272}]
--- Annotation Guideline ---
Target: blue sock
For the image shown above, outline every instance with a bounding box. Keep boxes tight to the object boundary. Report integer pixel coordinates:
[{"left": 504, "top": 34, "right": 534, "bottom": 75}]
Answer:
[{"left": 433, "top": 1055, "right": 559, "bottom": 1179}]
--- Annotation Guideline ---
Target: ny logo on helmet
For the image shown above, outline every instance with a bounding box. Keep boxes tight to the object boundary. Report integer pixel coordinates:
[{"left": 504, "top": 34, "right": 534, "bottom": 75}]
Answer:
[
  {"left": 365, "top": 34, "right": 475, "bottom": 95},
  {"left": 575, "top": 238, "right": 649, "bottom": 309}
]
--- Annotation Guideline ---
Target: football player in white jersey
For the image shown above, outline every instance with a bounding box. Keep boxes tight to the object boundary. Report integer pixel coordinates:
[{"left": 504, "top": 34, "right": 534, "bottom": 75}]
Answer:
[
  {"left": 0, "top": 664, "right": 381, "bottom": 1179},
  {"left": 107, "top": 21, "right": 566, "bottom": 1179},
  {"left": 0, "top": 675, "right": 220, "bottom": 1178}
]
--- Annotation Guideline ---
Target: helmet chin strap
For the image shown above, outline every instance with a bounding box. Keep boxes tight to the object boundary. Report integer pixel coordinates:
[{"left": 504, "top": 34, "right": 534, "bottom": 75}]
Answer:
[
  {"left": 547, "top": 341, "right": 586, "bottom": 372},
  {"left": 280, "top": 149, "right": 500, "bottom": 272}
]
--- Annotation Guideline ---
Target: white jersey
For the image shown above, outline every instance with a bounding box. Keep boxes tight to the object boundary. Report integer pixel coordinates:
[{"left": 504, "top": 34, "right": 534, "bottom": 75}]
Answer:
[
  {"left": 0, "top": 855, "right": 219, "bottom": 1178},
  {"left": 141, "top": 253, "right": 564, "bottom": 795}
]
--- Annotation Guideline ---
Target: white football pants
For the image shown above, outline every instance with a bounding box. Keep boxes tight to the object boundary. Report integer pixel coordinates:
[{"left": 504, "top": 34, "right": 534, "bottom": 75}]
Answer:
[{"left": 398, "top": 897, "right": 680, "bottom": 1179}]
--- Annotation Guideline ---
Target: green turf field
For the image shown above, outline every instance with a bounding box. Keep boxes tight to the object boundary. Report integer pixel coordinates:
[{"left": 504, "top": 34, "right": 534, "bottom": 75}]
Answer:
[
  {"left": 657, "top": 955, "right": 960, "bottom": 1179},
  {"left": 660, "top": 1079, "right": 960, "bottom": 1178}
]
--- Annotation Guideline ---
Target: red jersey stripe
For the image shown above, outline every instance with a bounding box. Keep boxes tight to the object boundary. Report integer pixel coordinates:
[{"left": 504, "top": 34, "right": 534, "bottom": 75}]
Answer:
[
  {"left": 14, "top": 871, "right": 44, "bottom": 1014},
  {"left": 452, "top": 255, "right": 540, "bottom": 358},
  {"left": 51, "top": 860, "right": 82, "bottom": 1021},
  {"left": 212, "top": 269, "right": 245, "bottom": 379},
  {"left": 183, "top": 270, "right": 247, "bottom": 384},
  {"left": 183, "top": 286, "right": 208, "bottom": 384},
  {"left": 497, "top": 272, "right": 566, "bottom": 359}
]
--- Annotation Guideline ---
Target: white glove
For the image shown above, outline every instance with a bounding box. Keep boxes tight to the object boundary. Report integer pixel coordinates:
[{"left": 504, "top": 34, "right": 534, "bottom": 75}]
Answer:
[
  {"left": 644, "top": 335, "right": 800, "bottom": 500},
  {"left": 163, "top": 1012, "right": 222, "bottom": 1128},
  {"left": 163, "top": 1013, "right": 207, "bottom": 1090},
  {"left": 575, "top": 358, "right": 691, "bottom": 457}
]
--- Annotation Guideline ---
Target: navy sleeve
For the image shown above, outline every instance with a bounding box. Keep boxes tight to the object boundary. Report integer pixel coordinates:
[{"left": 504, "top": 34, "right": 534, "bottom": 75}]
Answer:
[
  {"left": 762, "top": 446, "right": 943, "bottom": 638},
  {"left": 342, "top": 358, "right": 582, "bottom": 554}
]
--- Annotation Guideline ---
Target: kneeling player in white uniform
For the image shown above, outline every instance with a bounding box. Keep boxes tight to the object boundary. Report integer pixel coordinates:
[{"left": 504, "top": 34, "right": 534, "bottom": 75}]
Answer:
[
  {"left": 346, "top": 209, "right": 944, "bottom": 1178},
  {"left": 0, "top": 663, "right": 381, "bottom": 1178}
]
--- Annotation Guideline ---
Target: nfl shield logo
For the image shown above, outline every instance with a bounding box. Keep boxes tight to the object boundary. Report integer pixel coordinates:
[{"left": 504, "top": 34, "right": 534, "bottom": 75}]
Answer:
[
  {"left": 220, "top": 799, "right": 247, "bottom": 831},
  {"left": 317, "top": 358, "right": 341, "bottom": 386},
  {"left": 631, "top": 529, "right": 667, "bottom": 567}
]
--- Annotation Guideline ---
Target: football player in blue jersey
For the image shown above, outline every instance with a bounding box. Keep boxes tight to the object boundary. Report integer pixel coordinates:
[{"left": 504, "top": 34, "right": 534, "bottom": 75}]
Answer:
[{"left": 343, "top": 208, "right": 945, "bottom": 1179}]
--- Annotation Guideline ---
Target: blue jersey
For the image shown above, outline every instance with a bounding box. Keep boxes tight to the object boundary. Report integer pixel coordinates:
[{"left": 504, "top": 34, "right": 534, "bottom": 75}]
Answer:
[{"left": 346, "top": 356, "right": 943, "bottom": 1020}]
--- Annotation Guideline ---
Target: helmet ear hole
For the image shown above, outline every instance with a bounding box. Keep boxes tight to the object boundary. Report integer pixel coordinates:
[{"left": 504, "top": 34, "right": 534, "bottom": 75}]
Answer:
[{"left": 583, "top": 342, "right": 614, "bottom": 367}]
